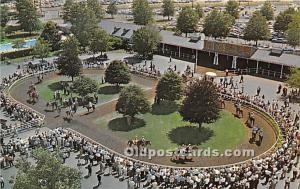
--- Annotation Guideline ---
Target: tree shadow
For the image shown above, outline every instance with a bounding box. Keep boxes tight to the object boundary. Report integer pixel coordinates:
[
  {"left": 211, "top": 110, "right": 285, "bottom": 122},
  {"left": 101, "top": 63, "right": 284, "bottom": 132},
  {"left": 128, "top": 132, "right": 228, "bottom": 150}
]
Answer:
[
  {"left": 48, "top": 81, "right": 64, "bottom": 91},
  {"left": 168, "top": 126, "right": 214, "bottom": 145},
  {"left": 151, "top": 101, "right": 179, "bottom": 115},
  {"left": 98, "top": 85, "right": 122, "bottom": 95},
  {"left": 123, "top": 56, "right": 143, "bottom": 65},
  {"left": 108, "top": 117, "right": 146, "bottom": 131}
]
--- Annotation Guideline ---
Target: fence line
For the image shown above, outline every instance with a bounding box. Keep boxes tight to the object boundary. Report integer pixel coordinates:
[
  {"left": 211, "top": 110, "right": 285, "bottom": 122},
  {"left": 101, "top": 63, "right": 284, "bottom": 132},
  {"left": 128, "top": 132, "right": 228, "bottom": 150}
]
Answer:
[
  {"left": 1, "top": 69, "right": 55, "bottom": 137},
  {"left": 66, "top": 93, "right": 282, "bottom": 170},
  {"left": 4, "top": 69, "right": 283, "bottom": 170}
]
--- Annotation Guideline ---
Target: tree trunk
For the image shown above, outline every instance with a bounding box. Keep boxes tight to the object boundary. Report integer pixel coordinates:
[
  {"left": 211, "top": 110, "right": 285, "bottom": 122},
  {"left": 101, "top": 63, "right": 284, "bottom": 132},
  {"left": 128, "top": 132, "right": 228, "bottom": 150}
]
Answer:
[
  {"left": 255, "top": 40, "right": 258, "bottom": 46},
  {"left": 126, "top": 116, "right": 131, "bottom": 126},
  {"left": 185, "top": 33, "right": 188, "bottom": 37},
  {"left": 198, "top": 122, "right": 202, "bottom": 130},
  {"left": 168, "top": 15, "right": 170, "bottom": 21},
  {"left": 71, "top": 76, "right": 74, "bottom": 82}
]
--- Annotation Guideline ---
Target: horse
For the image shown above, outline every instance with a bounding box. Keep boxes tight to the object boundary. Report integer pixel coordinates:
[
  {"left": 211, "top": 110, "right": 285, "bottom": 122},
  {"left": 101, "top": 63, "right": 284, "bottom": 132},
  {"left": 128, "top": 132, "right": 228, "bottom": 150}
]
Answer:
[
  {"left": 127, "top": 140, "right": 135, "bottom": 147},
  {"left": 171, "top": 145, "right": 198, "bottom": 161},
  {"left": 83, "top": 103, "right": 95, "bottom": 113},
  {"left": 235, "top": 107, "right": 244, "bottom": 118},
  {"left": 27, "top": 89, "right": 39, "bottom": 103},
  {"left": 220, "top": 99, "right": 226, "bottom": 109},
  {"left": 47, "top": 101, "right": 58, "bottom": 111},
  {"left": 136, "top": 140, "right": 151, "bottom": 148}
]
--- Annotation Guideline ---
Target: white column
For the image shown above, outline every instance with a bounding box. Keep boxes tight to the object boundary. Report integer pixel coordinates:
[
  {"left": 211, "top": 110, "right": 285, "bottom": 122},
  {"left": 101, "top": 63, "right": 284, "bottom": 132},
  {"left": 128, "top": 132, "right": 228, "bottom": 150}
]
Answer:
[
  {"left": 256, "top": 61, "right": 259, "bottom": 74},
  {"left": 232, "top": 56, "right": 237, "bottom": 69},
  {"left": 162, "top": 43, "right": 165, "bottom": 54},
  {"left": 280, "top": 64, "right": 284, "bottom": 79},
  {"left": 214, "top": 53, "right": 219, "bottom": 65},
  {"left": 195, "top": 50, "right": 198, "bottom": 73},
  {"left": 178, "top": 47, "right": 181, "bottom": 58}
]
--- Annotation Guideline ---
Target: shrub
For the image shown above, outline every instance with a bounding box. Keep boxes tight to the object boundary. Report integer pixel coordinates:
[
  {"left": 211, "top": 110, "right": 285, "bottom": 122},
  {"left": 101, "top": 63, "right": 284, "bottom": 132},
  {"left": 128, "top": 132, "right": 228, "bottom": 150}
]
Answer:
[
  {"left": 6, "top": 32, "right": 39, "bottom": 39},
  {"left": 0, "top": 48, "right": 33, "bottom": 60}
]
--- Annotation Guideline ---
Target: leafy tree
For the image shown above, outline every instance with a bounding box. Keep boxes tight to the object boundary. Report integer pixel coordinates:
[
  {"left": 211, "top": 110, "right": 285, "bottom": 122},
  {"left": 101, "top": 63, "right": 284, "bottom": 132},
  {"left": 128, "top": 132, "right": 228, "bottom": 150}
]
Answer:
[
  {"left": 194, "top": 3, "right": 204, "bottom": 19},
  {"left": 176, "top": 6, "right": 199, "bottom": 37},
  {"left": 286, "top": 13, "right": 300, "bottom": 49},
  {"left": 13, "top": 38, "right": 25, "bottom": 48},
  {"left": 71, "top": 76, "right": 98, "bottom": 97},
  {"left": 116, "top": 85, "right": 150, "bottom": 124},
  {"left": 132, "top": 0, "right": 153, "bottom": 25},
  {"left": 162, "top": 0, "right": 174, "bottom": 21},
  {"left": 0, "top": 5, "right": 10, "bottom": 27},
  {"left": 131, "top": 26, "right": 161, "bottom": 59},
  {"left": 86, "top": 0, "right": 104, "bottom": 21},
  {"left": 287, "top": 23, "right": 300, "bottom": 49},
  {"left": 243, "top": 12, "right": 270, "bottom": 46},
  {"left": 61, "top": 36, "right": 80, "bottom": 57},
  {"left": 33, "top": 38, "right": 50, "bottom": 61},
  {"left": 105, "top": 60, "right": 131, "bottom": 86},
  {"left": 109, "top": 36, "right": 123, "bottom": 50},
  {"left": 56, "top": 55, "right": 82, "bottom": 81},
  {"left": 203, "top": 10, "right": 235, "bottom": 38},
  {"left": 179, "top": 79, "right": 221, "bottom": 129},
  {"left": 56, "top": 36, "right": 82, "bottom": 81},
  {"left": 90, "top": 28, "right": 110, "bottom": 56},
  {"left": 225, "top": 0, "right": 239, "bottom": 19},
  {"left": 107, "top": 1, "right": 118, "bottom": 18},
  {"left": 69, "top": 4, "right": 98, "bottom": 47},
  {"left": 286, "top": 67, "right": 300, "bottom": 89},
  {"left": 16, "top": 0, "right": 41, "bottom": 34},
  {"left": 13, "top": 148, "right": 81, "bottom": 189},
  {"left": 260, "top": 1, "right": 274, "bottom": 21},
  {"left": 274, "top": 8, "right": 297, "bottom": 32},
  {"left": 62, "top": 0, "right": 74, "bottom": 22},
  {"left": 156, "top": 71, "right": 183, "bottom": 102},
  {"left": 40, "top": 21, "right": 61, "bottom": 50}
]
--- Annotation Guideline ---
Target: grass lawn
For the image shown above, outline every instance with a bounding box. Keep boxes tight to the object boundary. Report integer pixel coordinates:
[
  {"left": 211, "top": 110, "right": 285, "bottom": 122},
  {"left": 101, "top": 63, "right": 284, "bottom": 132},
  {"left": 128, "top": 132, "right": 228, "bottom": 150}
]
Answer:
[
  {"left": 36, "top": 74, "right": 150, "bottom": 103},
  {"left": 94, "top": 102, "right": 246, "bottom": 152}
]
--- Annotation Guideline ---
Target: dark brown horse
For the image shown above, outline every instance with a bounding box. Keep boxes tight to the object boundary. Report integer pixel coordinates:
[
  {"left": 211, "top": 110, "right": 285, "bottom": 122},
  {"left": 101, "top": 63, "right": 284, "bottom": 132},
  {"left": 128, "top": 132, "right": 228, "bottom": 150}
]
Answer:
[
  {"left": 137, "top": 140, "right": 151, "bottom": 148},
  {"left": 127, "top": 140, "right": 151, "bottom": 148}
]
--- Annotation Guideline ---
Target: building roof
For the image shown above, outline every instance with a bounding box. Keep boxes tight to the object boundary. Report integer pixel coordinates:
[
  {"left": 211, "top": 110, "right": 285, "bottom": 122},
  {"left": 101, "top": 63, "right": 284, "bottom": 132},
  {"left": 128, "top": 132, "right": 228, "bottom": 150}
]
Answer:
[
  {"left": 99, "top": 20, "right": 142, "bottom": 39},
  {"left": 87, "top": 20, "right": 299, "bottom": 67},
  {"left": 160, "top": 30, "right": 205, "bottom": 50},
  {"left": 99, "top": 20, "right": 205, "bottom": 50},
  {"left": 250, "top": 49, "right": 300, "bottom": 67}
]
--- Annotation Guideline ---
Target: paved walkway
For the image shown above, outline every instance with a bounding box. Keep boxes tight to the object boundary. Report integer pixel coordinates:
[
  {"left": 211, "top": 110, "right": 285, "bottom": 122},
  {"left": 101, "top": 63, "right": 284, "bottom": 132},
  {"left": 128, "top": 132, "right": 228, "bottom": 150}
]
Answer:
[
  {"left": 1, "top": 53, "right": 299, "bottom": 188},
  {"left": 1, "top": 128, "right": 127, "bottom": 189}
]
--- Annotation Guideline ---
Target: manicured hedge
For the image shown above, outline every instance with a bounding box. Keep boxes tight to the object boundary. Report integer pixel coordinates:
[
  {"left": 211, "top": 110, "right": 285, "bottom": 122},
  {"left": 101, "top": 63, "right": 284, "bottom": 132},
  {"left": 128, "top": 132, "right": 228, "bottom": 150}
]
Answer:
[
  {"left": 0, "top": 48, "right": 33, "bottom": 60},
  {"left": 6, "top": 32, "right": 39, "bottom": 39},
  {"left": 5, "top": 25, "right": 22, "bottom": 34}
]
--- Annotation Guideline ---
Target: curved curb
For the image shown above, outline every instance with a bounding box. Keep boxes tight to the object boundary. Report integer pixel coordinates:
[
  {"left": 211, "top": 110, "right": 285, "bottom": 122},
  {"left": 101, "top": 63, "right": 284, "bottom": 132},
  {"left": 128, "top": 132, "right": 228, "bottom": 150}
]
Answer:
[{"left": 7, "top": 70, "right": 283, "bottom": 170}]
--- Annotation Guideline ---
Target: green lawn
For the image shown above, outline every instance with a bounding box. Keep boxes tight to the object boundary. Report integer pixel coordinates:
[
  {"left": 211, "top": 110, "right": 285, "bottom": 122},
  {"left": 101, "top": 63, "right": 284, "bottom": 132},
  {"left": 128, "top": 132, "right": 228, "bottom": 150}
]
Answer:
[
  {"left": 36, "top": 74, "right": 149, "bottom": 103},
  {"left": 94, "top": 102, "right": 246, "bottom": 151}
]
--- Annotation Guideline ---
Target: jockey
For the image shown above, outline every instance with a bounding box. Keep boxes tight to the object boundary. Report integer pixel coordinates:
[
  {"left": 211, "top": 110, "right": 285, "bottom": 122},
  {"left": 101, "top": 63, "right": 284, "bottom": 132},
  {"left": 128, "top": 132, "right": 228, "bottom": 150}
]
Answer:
[
  {"left": 133, "top": 136, "right": 138, "bottom": 144},
  {"left": 141, "top": 136, "right": 145, "bottom": 145},
  {"left": 88, "top": 101, "right": 93, "bottom": 108},
  {"left": 186, "top": 144, "right": 191, "bottom": 153}
]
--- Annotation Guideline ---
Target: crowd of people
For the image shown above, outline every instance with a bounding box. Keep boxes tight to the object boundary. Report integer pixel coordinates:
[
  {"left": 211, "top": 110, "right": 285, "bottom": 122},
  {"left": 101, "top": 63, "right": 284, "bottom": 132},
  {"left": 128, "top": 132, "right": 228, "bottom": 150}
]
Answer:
[
  {"left": 128, "top": 61, "right": 162, "bottom": 79},
  {"left": 0, "top": 63, "right": 54, "bottom": 139},
  {"left": 1, "top": 84, "right": 299, "bottom": 188},
  {"left": 82, "top": 54, "right": 109, "bottom": 69},
  {"left": 0, "top": 61, "right": 299, "bottom": 189}
]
